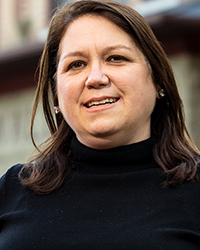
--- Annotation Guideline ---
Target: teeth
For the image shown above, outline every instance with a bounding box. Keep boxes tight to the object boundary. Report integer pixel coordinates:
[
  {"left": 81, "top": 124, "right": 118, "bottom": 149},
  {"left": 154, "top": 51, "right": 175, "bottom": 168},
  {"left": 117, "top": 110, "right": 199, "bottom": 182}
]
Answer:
[{"left": 86, "top": 98, "right": 118, "bottom": 108}]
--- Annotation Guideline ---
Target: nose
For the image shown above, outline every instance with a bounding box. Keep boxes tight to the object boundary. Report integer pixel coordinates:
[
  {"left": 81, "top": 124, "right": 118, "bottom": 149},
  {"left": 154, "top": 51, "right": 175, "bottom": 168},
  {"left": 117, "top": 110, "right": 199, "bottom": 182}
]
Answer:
[{"left": 85, "top": 63, "right": 109, "bottom": 88}]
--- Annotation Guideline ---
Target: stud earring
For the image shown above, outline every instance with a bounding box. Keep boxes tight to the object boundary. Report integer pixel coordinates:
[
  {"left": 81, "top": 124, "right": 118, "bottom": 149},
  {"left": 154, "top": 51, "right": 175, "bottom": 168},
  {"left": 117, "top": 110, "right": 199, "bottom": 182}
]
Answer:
[
  {"left": 54, "top": 106, "right": 60, "bottom": 114},
  {"left": 158, "top": 89, "right": 165, "bottom": 98}
]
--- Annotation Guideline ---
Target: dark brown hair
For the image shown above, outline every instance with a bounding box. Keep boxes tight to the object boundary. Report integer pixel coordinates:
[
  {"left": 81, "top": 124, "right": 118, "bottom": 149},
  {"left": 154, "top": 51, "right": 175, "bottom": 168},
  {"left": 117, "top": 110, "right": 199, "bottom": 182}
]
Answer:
[{"left": 19, "top": 0, "right": 200, "bottom": 194}]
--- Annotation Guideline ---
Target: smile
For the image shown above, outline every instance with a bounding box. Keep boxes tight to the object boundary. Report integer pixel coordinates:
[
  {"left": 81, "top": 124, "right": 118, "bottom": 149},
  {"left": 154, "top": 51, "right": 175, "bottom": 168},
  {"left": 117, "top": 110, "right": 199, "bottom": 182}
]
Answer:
[{"left": 85, "top": 98, "right": 119, "bottom": 108}]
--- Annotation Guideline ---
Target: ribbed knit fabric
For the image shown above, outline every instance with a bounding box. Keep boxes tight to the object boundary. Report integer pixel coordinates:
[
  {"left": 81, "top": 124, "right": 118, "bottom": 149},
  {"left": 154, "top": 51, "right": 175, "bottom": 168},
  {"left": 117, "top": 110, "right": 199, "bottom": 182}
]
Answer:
[
  {"left": 70, "top": 135, "right": 157, "bottom": 174},
  {"left": 0, "top": 136, "right": 200, "bottom": 249}
]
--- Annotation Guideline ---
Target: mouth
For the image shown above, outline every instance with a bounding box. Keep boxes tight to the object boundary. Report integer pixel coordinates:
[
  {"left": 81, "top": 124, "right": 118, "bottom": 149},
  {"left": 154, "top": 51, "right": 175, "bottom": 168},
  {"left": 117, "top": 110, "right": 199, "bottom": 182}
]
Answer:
[{"left": 85, "top": 97, "right": 120, "bottom": 108}]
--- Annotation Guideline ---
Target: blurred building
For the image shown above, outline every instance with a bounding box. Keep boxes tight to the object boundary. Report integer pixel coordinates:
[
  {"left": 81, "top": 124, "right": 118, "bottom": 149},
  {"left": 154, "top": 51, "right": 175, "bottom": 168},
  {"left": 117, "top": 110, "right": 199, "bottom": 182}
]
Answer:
[
  {"left": 0, "top": 0, "right": 50, "bottom": 51},
  {"left": 0, "top": 0, "right": 53, "bottom": 175},
  {"left": 134, "top": 0, "right": 200, "bottom": 149},
  {"left": 0, "top": 0, "right": 200, "bottom": 176}
]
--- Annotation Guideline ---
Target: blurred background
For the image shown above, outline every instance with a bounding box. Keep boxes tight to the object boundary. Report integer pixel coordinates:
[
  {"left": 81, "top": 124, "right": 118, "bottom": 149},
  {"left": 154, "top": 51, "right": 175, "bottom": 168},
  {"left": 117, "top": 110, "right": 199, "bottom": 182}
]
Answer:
[{"left": 0, "top": 0, "right": 200, "bottom": 176}]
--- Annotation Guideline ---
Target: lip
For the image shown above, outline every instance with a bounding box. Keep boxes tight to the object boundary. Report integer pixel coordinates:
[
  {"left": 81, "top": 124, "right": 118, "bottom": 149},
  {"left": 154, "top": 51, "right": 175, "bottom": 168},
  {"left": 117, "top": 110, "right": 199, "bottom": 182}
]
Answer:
[{"left": 82, "top": 96, "right": 121, "bottom": 110}]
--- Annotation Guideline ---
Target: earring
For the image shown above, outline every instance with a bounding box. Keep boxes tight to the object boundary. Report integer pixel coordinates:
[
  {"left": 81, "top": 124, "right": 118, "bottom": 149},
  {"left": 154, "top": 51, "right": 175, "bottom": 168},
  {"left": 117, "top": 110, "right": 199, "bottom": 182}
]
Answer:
[
  {"left": 54, "top": 106, "right": 60, "bottom": 114},
  {"left": 158, "top": 89, "right": 165, "bottom": 98}
]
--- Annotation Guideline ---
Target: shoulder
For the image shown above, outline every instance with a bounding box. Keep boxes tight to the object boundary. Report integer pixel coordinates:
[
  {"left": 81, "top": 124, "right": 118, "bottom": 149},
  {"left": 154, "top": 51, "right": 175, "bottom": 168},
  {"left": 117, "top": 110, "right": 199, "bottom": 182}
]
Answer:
[
  {"left": 0, "top": 164, "right": 31, "bottom": 214},
  {"left": 0, "top": 164, "right": 25, "bottom": 199},
  {"left": 0, "top": 164, "right": 23, "bottom": 185},
  {"left": 174, "top": 167, "right": 200, "bottom": 200}
]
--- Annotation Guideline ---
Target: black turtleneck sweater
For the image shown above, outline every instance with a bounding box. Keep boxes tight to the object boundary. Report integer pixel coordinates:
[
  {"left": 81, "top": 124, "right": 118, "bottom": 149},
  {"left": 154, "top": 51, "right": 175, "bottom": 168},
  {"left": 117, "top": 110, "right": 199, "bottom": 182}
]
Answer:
[{"left": 1, "top": 136, "right": 200, "bottom": 249}]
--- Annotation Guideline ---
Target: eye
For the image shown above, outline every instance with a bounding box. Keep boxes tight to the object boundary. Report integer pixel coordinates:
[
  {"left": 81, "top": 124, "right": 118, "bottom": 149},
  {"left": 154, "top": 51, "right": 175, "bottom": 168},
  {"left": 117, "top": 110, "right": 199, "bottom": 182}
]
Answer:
[
  {"left": 107, "top": 55, "right": 127, "bottom": 62},
  {"left": 68, "top": 61, "right": 86, "bottom": 70}
]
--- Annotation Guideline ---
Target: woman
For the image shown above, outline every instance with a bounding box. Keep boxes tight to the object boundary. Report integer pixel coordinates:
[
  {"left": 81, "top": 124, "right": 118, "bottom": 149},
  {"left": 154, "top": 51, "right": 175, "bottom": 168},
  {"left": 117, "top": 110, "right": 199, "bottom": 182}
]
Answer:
[{"left": 1, "top": 0, "right": 200, "bottom": 249}]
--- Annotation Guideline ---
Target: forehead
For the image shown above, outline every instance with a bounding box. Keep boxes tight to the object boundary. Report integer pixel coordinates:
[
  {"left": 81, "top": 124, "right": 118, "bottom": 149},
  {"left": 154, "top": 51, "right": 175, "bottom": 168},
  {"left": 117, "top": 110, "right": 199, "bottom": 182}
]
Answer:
[{"left": 59, "top": 14, "right": 134, "bottom": 51}]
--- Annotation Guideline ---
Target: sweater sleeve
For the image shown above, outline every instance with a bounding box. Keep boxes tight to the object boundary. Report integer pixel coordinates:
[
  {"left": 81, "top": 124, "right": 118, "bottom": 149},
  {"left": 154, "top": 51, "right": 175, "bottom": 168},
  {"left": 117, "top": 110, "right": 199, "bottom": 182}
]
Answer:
[{"left": 0, "top": 173, "right": 6, "bottom": 232}]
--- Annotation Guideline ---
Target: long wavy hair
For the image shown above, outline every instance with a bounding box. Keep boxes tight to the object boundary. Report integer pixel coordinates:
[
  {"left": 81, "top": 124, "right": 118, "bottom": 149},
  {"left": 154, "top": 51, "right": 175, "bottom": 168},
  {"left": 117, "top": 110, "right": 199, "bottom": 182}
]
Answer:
[{"left": 19, "top": 0, "right": 200, "bottom": 194}]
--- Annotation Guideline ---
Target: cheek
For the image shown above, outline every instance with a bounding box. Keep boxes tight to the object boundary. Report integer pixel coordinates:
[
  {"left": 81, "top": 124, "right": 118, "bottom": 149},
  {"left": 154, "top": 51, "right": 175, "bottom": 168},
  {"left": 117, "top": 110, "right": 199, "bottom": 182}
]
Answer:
[
  {"left": 56, "top": 76, "right": 84, "bottom": 125},
  {"left": 143, "top": 86, "right": 157, "bottom": 114},
  {"left": 56, "top": 77, "right": 73, "bottom": 112},
  {"left": 114, "top": 67, "right": 143, "bottom": 89},
  {"left": 57, "top": 87, "right": 75, "bottom": 128},
  {"left": 130, "top": 75, "right": 157, "bottom": 112}
]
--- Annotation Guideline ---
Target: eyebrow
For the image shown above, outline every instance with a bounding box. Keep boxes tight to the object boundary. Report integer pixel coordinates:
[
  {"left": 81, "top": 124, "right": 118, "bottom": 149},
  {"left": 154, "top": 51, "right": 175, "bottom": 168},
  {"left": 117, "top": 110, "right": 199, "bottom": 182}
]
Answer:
[
  {"left": 61, "top": 44, "right": 132, "bottom": 62},
  {"left": 61, "top": 51, "right": 85, "bottom": 62},
  {"left": 103, "top": 44, "right": 132, "bottom": 54}
]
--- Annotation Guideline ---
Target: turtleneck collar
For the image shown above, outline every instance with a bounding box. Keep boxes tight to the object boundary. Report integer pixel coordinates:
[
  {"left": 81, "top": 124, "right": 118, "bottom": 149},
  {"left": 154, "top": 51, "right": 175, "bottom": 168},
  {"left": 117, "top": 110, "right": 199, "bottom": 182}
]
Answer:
[{"left": 70, "top": 135, "right": 157, "bottom": 175}]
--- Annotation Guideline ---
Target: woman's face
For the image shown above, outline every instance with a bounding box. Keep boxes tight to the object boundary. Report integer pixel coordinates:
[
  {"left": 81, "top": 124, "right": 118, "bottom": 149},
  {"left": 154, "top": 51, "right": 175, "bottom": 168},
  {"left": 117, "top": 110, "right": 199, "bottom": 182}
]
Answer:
[{"left": 57, "top": 15, "right": 157, "bottom": 149}]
